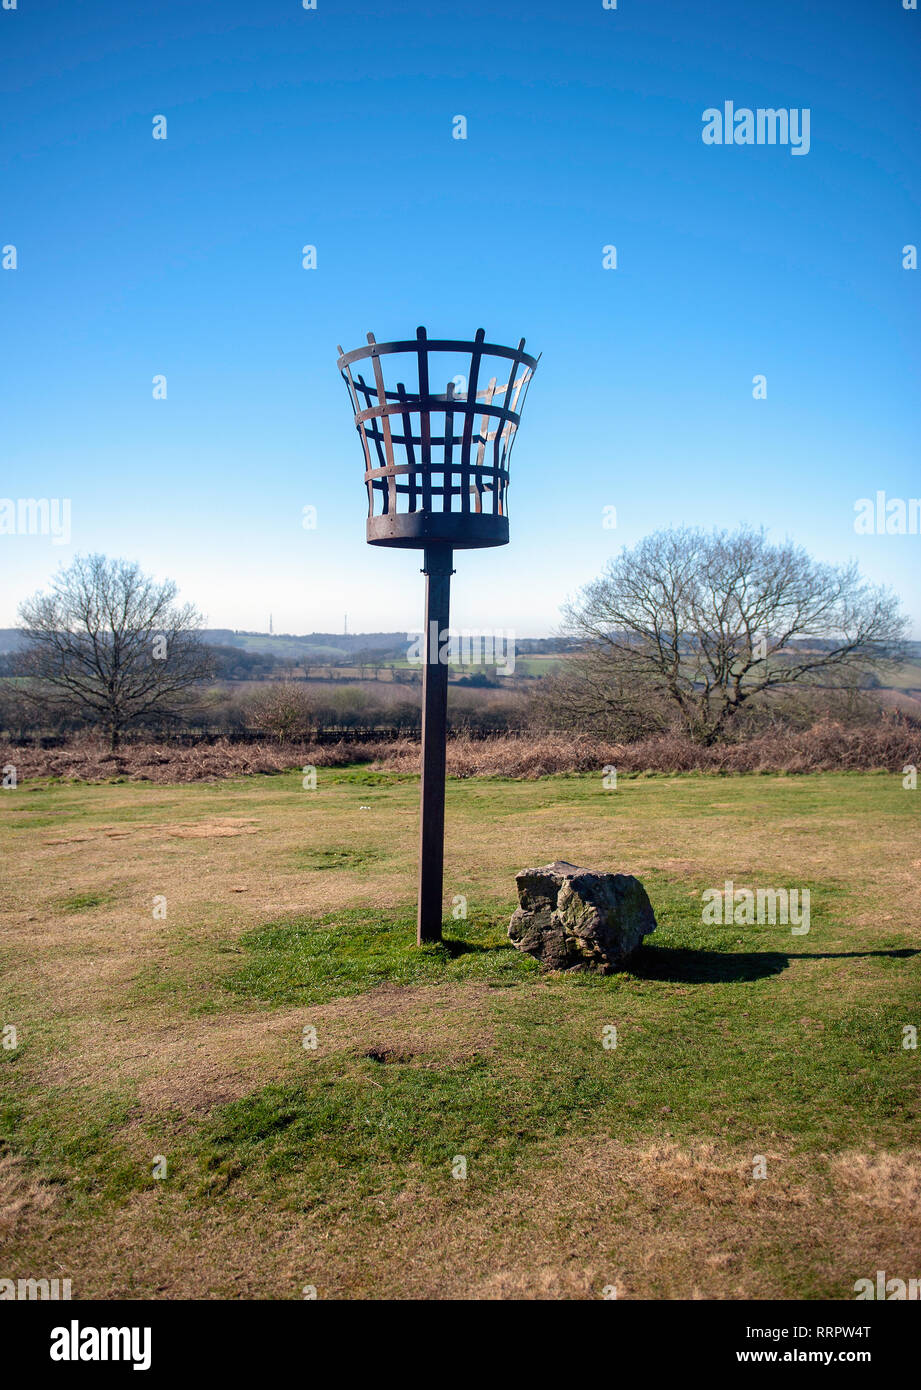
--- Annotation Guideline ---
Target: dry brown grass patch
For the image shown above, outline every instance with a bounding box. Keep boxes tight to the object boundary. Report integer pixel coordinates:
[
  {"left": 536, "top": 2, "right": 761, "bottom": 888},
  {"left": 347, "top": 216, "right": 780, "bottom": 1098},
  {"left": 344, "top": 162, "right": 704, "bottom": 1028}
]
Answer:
[
  {"left": 0, "top": 1154, "right": 57, "bottom": 1237},
  {"left": 165, "top": 818, "right": 259, "bottom": 839},
  {"left": 830, "top": 1149, "right": 921, "bottom": 1215},
  {"left": 39, "top": 982, "right": 498, "bottom": 1116}
]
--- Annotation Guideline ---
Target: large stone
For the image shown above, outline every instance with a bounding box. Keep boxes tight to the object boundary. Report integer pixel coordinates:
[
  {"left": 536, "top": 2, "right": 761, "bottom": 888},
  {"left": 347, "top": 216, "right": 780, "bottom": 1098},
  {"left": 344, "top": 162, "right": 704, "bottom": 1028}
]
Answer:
[{"left": 508, "top": 860, "right": 656, "bottom": 973}]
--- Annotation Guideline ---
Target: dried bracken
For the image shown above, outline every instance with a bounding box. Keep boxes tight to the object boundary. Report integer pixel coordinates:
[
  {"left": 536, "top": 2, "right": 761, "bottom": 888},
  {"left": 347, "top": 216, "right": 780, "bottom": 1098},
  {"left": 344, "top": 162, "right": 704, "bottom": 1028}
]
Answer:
[{"left": 1, "top": 717, "right": 918, "bottom": 784}]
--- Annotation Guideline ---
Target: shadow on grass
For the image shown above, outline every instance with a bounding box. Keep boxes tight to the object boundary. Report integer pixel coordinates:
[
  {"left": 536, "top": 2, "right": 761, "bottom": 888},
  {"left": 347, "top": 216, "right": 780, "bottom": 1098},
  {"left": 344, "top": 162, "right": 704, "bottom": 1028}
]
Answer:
[{"left": 634, "top": 945, "right": 919, "bottom": 984}]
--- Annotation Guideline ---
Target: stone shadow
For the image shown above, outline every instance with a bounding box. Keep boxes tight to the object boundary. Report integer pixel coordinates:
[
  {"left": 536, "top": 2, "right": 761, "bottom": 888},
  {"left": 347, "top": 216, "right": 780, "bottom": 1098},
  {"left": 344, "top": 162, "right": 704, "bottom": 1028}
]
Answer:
[{"left": 632, "top": 946, "right": 919, "bottom": 985}]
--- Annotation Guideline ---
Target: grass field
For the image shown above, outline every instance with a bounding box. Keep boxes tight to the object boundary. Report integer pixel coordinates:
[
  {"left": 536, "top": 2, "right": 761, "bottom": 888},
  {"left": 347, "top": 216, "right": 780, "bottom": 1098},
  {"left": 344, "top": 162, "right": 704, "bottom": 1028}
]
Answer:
[{"left": 1, "top": 767, "right": 919, "bottom": 1299}]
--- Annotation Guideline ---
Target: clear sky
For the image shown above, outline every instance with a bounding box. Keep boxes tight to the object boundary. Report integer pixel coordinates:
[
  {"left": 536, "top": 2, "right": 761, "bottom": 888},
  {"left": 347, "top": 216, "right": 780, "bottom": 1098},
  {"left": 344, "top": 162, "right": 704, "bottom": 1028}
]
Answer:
[{"left": 1, "top": 0, "right": 919, "bottom": 637}]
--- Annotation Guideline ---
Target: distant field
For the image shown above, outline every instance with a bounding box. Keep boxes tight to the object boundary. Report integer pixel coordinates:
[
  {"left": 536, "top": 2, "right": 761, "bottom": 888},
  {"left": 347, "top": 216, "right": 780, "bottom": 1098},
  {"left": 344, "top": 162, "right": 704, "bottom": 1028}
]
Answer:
[
  {"left": 1, "top": 769, "right": 919, "bottom": 1298},
  {"left": 882, "top": 659, "right": 921, "bottom": 691}
]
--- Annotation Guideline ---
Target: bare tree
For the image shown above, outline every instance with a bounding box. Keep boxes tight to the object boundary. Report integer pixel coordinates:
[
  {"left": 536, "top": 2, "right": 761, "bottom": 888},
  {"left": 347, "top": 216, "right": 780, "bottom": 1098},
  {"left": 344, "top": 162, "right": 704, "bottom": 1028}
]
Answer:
[
  {"left": 531, "top": 650, "right": 673, "bottom": 742},
  {"left": 246, "top": 682, "right": 316, "bottom": 742},
  {"left": 559, "top": 527, "right": 908, "bottom": 744},
  {"left": 17, "top": 554, "right": 213, "bottom": 750}
]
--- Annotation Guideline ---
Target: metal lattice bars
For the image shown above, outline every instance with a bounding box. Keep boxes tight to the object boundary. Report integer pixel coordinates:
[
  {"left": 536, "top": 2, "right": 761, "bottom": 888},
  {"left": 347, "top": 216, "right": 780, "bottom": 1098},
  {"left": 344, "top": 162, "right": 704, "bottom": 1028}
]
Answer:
[{"left": 337, "top": 327, "right": 539, "bottom": 548}]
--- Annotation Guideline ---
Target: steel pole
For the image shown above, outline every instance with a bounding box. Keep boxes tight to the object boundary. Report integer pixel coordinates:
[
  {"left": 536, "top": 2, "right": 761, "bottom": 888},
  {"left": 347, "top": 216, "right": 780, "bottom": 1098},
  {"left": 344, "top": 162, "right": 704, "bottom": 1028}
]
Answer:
[{"left": 417, "top": 544, "right": 453, "bottom": 944}]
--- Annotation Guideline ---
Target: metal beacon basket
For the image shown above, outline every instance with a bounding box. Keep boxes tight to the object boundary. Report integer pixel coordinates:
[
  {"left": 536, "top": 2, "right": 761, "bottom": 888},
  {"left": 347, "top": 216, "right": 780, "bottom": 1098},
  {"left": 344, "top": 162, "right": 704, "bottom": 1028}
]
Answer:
[
  {"left": 337, "top": 326, "right": 539, "bottom": 550},
  {"left": 336, "top": 326, "right": 539, "bottom": 945}
]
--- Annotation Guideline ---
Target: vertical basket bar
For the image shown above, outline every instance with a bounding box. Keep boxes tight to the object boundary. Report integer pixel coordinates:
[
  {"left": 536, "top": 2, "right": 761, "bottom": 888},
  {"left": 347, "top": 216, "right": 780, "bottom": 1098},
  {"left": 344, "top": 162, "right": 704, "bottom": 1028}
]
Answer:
[
  {"left": 461, "top": 328, "right": 485, "bottom": 519},
  {"left": 368, "top": 333, "right": 397, "bottom": 515},
  {"left": 416, "top": 327, "right": 432, "bottom": 515},
  {"left": 445, "top": 380, "right": 456, "bottom": 513},
  {"left": 396, "top": 382, "right": 417, "bottom": 512}
]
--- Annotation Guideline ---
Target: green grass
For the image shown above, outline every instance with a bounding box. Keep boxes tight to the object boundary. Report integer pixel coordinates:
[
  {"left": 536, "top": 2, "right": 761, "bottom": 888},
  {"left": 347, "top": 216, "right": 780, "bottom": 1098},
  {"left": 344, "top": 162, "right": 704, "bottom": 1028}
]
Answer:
[
  {"left": 0, "top": 1086, "right": 145, "bottom": 1203},
  {"left": 51, "top": 890, "right": 116, "bottom": 914},
  {"left": 196, "top": 1053, "right": 570, "bottom": 1202},
  {"left": 223, "top": 906, "right": 536, "bottom": 1004},
  {"left": 292, "top": 848, "right": 389, "bottom": 872}
]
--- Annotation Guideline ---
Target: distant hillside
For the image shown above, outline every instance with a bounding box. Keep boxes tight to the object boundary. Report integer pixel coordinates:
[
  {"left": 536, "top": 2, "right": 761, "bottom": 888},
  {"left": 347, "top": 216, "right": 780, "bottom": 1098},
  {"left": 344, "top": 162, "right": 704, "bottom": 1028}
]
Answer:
[
  {"left": 5, "top": 622, "right": 919, "bottom": 665},
  {"left": 0, "top": 626, "right": 412, "bottom": 659},
  {"left": 199, "top": 630, "right": 410, "bottom": 661}
]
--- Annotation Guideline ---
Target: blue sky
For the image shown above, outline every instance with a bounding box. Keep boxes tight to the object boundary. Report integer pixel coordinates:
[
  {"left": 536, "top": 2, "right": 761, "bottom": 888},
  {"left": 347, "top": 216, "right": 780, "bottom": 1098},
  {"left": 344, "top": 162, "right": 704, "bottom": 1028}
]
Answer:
[{"left": 1, "top": 0, "right": 919, "bottom": 636}]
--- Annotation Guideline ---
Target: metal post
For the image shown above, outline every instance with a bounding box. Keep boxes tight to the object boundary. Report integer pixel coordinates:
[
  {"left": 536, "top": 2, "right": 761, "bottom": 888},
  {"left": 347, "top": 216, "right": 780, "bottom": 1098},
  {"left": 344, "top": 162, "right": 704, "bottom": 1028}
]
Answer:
[{"left": 417, "top": 544, "right": 453, "bottom": 944}]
